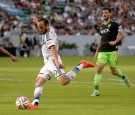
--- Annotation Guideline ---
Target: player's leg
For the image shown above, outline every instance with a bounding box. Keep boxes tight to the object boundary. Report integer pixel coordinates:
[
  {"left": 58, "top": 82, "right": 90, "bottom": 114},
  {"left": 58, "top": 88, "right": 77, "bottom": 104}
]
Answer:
[
  {"left": 27, "top": 77, "right": 46, "bottom": 109},
  {"left": 91, "top": 63, "right": 105, "bottom": 96},
  {"left": 34, "top": 77, "right": 45, "bottom": 104},
  {"left": 109, "top": 51, "right": 131, "bottom": 87},
  {"left": 57, "top": 60, "right": 95, "bottom": 85},
  {"left": 28, "top": 64, "right": 51, "bottom": 109},
  {"left": 91, "top": 52, "right": 107, "bottom": 96},
  {"left": 110, "top": 67, "right": 131, "bottom": 87}
]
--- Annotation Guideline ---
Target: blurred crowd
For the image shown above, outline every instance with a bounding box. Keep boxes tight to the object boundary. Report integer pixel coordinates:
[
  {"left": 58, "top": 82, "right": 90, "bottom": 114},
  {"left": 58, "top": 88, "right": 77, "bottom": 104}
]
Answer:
[{"left": 0, "top": 0, "right": 135, "bottom": 37}]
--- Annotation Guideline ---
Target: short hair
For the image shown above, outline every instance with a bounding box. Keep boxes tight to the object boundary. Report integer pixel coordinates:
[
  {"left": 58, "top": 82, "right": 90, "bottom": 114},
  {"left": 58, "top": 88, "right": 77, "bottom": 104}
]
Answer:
[
  {"left": 102, "top": 7, "right": 111, "bottom": 12},
  {"left": 38, "top": 17, "right": 50, "bottom": 25}
]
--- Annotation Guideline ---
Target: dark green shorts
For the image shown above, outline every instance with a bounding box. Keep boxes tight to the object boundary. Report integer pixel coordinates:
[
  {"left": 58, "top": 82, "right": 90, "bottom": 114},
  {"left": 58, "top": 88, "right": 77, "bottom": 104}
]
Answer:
[{"left": 96, "top": 51, "right": 118, "bottom": 67}]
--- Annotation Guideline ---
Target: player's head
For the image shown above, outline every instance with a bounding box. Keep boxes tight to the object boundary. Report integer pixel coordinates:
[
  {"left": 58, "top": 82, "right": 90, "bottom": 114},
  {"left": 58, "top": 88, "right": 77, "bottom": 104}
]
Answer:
[
  {"left": 38, "top": 18, "right": 50, "bottom": 34},
  {"left": 102, "top": 7, "right": 111, "bottom": 21}
]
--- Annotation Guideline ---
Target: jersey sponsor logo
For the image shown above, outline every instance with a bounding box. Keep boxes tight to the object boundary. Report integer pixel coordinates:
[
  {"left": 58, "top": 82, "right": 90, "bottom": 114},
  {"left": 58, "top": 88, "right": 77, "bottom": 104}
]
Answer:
[{"left": 100, "top": 29, "right": 110, "bottom": 34}]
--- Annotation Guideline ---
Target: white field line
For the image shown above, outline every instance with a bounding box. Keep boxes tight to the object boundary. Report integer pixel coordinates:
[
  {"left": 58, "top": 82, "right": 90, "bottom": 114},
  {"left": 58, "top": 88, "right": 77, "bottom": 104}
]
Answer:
[
  {"left": 0, "top": 78, "right": 134, "bottom": 86},
  {"left": 0, "top": 78, "right": 34, "bottom": 82}
]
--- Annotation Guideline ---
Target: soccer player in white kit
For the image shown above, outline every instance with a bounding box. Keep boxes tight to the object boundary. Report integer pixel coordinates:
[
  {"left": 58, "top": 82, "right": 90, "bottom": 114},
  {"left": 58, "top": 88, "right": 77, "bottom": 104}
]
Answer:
[{"left": 28, "top": 17, "right": 95, "bottom": 109}]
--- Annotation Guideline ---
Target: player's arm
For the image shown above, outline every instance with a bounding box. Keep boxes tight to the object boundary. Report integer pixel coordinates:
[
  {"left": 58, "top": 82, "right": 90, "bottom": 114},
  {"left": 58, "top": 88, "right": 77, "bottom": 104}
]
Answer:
[
  {"left": 51, "top": 45, "right": 60, "bottom": 65},
  {"left": 32, "top": 17, "right": 41, "bottom": 30},
  {"left": 46, "top": 34, "right": 65, "bottom": 69},
  {"left": 115, "top": 31, "right": 125, "bottom": 44},
  {"left": 95, "top": 37, "right": 102, "bottom": 53},
  {"left": 51, "top": 45, "right": 65, "bottom": 69},
  {"left": 32, "top": 17, "right": 39, "bottom": 25},
  {"left": 109, "top": 25, "right": 125, "bottom": 46},
  {"left": 94, "top": 37, "right": 102, "bottom": 61},
  {"left": 0, "top": 47, "right": 19, "bottom": 62}
]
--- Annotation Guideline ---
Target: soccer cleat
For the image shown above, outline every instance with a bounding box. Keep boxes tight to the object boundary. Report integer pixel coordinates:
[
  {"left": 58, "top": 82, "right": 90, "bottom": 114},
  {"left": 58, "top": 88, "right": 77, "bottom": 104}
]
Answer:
[
  {"left": 91, "top": 90, "right": 100, "bottom": 96},
  {"left": 80, "top": 60, "right": 95, "bottom": 68},
  {"left": 123, "top": 74, "right": 131, "bottom": 87},
  {"left": 27, "top": 103, "right": 38, "bottom": 109}
]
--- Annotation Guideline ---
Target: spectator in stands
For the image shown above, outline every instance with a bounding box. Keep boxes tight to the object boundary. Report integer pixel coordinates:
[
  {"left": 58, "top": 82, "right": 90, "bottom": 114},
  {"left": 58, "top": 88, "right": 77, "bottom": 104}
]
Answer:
[
  {"left": 25, "top": 35, "right": 33, "bottom": 56},
  {"left": 33, "top": 33, "right": 41, "bottom": 57},
  {"left": 19, "top": 41, "right": 29, "bottom": 57},
  {"left": 3, "top": 39, "right": 14, "bottom": 48},
  {"left": 0, "top": 0, "right": 135, "bottom": 36},
  {"left": 90, "top": 39, "right": 98, "bottom": 55}
]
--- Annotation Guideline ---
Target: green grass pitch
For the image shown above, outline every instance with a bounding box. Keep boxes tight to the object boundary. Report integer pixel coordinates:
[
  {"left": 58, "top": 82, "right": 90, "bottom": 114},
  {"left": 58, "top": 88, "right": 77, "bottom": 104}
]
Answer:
[{"left": 0, "top": 56, "right": 135, "bottom": 115}]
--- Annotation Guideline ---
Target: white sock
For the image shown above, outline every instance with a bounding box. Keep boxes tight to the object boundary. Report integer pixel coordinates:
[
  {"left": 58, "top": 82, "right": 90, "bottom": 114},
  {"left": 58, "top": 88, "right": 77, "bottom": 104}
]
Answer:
[
  {"left": 32, "top": 99, "right": 39, "bottom": 105},
  {"left": 76, "top": 64, "right": 84, "bottom": 70}
]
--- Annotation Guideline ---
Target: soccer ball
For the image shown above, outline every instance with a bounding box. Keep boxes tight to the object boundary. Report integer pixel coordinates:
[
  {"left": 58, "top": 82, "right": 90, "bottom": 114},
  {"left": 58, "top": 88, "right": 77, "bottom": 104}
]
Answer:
[{"left": 15, "top": 96, "right": 30, "bottom": 110}]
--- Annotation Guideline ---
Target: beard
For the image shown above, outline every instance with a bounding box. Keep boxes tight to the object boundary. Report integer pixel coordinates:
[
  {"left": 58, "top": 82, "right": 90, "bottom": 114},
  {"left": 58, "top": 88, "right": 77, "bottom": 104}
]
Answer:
[
  {"left": 40, "top": 30, "right": 47, "bottom": 34},
  {"left": 103, "top": 15, "right": 109, "bottom": 21}
]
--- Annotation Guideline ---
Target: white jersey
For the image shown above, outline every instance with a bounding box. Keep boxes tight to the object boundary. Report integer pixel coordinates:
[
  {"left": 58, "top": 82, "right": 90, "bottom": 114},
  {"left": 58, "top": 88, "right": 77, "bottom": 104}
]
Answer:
[
  {"left": 41, "top": 27, "right": 59, "bottom": 59},
  {"left": 38, "top": 27, "right": 65, "bottom": 80}
]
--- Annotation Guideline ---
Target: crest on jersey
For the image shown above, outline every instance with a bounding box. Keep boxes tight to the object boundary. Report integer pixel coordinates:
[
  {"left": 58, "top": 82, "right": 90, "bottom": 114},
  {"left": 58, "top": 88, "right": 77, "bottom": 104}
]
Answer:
[{"left": 108, "top": 24, "right": 111, "bottom": 28}]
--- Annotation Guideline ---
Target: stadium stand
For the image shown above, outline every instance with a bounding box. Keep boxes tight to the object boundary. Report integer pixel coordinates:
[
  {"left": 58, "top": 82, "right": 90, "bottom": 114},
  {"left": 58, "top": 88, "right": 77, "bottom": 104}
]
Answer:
[{"left": 0, "top": 0, "right": 135, "bottom": 36}]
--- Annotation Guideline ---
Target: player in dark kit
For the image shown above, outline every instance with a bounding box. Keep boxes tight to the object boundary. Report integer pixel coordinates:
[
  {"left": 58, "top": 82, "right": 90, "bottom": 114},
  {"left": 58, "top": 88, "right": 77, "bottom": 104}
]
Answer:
[{"left": 91, "top": 7, "right": 131, "bottom": 96}]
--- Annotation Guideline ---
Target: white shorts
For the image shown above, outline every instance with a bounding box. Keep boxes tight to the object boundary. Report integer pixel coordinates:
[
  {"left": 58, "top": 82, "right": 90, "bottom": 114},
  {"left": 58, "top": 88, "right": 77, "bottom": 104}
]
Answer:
[{"left": 37, "top": 56, "right": 65, "bottom": 80}]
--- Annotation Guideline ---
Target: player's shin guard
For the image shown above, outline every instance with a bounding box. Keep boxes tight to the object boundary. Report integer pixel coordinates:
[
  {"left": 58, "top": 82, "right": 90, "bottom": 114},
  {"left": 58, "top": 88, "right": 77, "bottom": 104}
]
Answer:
[
  {"left": 65, "top": 70, "right": 77, "bottom": 80},
  {"left": 32, "top": 85, "right": 43, "bottom": 105},
  {"left": 116, "top": 70, "right": 125, "bottom": 78},
  {"left": 65, "top": 65, "right": 83, "bottom": 80},
  {"left": 65, "top": 64, "right": 84, "bottom": 80},
  {"left": 94, "top": 73, "right": 102, "bottom": 90}
]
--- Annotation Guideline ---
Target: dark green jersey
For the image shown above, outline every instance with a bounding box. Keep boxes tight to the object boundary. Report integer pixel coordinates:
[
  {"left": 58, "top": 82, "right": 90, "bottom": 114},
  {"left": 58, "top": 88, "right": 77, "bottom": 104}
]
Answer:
[{"left": 99, "top": 20, "right": 122, "bottom": 52}]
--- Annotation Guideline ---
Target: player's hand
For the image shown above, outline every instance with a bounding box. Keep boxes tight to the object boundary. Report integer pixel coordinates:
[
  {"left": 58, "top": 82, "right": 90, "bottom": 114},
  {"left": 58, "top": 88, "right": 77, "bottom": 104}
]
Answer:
[
  {"left": 94, "top": 51, "right": 98, "bottom": 61},
  {"left": 55, "top": 61, "right": 65, "bottom": 69},
  {"left": 59, "top": 64, "right": 65, "bottom": 69},
  {"left": 10, "top": 55, "right": 19, "bottom": 62},
  {"left": 108, "top": 41, "right": 117, "bottom": 46},
  {"left": 32, "top": 17, "right": 38, "bottom": 24}
]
